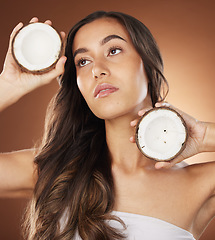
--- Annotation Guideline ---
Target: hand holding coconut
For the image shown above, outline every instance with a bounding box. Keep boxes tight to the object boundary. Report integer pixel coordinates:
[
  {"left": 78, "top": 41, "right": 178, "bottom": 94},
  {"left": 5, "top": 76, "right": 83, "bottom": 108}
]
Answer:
[
  {"left": 131, "top": 102, "right": 208, "bottom": 169},
  {"left": 0, "top": 17, "right": 66, "bottom": 111}
]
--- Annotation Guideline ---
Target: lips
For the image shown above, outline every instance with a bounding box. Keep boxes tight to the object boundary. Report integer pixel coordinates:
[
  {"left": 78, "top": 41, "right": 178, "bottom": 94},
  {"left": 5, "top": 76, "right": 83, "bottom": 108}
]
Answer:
[{"left": 94, "top": 83, "right": 119, "bottom": 98}]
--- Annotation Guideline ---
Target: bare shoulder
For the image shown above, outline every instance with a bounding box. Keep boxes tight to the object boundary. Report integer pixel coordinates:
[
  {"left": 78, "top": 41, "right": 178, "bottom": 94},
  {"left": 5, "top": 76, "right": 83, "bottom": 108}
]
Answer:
[
  {"left": 174, "top": 161, "right": 215, "bottom": 209},
  {"left": 186, "top": 161, "right": 215, "bottom": 182},
  {"left": 185, "top": 161, "right": 215, "bottom": 192}
]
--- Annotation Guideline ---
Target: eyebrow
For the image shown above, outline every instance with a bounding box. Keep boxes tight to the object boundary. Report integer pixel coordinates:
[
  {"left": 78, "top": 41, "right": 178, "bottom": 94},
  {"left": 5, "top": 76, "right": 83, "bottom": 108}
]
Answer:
[
  {"left": 101, "top": 34, "right": 126, "bottom": 45},
  {"left": 73, "top": 34, "right": 126, "bottom": 59}
]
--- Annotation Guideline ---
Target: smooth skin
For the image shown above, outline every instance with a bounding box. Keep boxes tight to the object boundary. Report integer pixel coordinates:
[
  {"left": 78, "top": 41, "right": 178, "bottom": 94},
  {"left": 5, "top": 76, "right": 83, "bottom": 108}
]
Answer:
[{"left": 1, "top": 17, "right": 215, "bottom": 239}]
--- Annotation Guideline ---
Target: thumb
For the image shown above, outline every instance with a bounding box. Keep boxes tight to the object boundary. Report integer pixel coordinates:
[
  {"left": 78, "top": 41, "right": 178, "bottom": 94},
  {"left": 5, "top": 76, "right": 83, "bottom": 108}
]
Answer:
[
  {"left": 55, "top": 56, "right": 67, "bottom": 74},
  {"left": 155, "top": 154, "right": 185, "bottom": 169},
  {"left": 42, "top": 56, "right": 67, "bottom": 84}
]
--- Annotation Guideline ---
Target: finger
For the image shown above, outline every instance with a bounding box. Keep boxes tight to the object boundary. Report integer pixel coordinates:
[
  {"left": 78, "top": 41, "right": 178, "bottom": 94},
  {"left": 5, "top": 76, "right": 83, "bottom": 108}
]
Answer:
[
  {"left": 60, "top": 31, "right": 66, "bottom": 41},
  {"left": 155, "top": 154, "right": 184, "bottom": 169},
  {"left": 29, "top": 17, "right": 39, "bottom": 23},
  {"left": 138, "top": 106, "right": 153, "bottom": 116},
  {"left": 55, "top": 56, "right": 67, "bottom": 73},
  {"left": 155, "top": 101, "right": 170, "bottom": 108},
  {"left": 130, "top": 119, "right": 139, "bottom": 127},
  {"left": 42, "top": 56, "right": 67, "bottom": 84},
  {"left": 10, "top": 22, "right": 23, "bottom": 41},
  {"left": 8, "top": 22, "right": 24, "bottom": 55},
  {"left": 155, "top": 161, "right": 171, "bottom": 169},
  {"left": 44, "top": 20, "right": 52, "bottom": 25},
  {"left": 130, "top": 107, "right": 153, "bottom": 127},
  {"left": 129, "top": 136, "right": 136, "bottom": 143}
]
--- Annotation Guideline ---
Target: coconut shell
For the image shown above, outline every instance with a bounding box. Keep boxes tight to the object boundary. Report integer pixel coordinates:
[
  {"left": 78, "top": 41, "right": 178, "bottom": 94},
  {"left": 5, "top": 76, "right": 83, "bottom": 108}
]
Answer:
[
  {"left": 135, "top": 107, "right": 188, "bottom": 162},
  {"left": 11, "top": 22, "right": 64, "bottom": 74}
]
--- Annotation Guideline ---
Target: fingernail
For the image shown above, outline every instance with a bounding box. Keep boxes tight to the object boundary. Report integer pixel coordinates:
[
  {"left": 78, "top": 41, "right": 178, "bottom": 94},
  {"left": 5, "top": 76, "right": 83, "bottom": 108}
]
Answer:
[
  {"left": 155, "top": 162, "right": 170, "bottom": 169},
  {"left": 138, "top": 110, "right": 145, "bottom": 116},
  {"left": 129, "top": 136, "right": 135, "bottom": 142},
  {"left": 161, "top": 102, "right": 170, "bottom": 107},
  {"left": 130, "top": 120, "right": 136, "bottom": 127}
]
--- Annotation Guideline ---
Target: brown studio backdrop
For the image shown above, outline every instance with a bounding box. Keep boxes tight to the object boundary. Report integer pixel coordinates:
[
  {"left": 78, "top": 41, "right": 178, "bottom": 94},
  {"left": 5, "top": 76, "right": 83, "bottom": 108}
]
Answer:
[{"left": 0, "top": 0, "right": 215, "bottom": 239}]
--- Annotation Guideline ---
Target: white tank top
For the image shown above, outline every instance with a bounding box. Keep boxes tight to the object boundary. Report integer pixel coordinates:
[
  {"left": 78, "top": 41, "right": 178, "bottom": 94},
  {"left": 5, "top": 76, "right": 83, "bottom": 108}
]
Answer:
[{"left": 60, "top": 210, "right": 196, "bottom": 240}]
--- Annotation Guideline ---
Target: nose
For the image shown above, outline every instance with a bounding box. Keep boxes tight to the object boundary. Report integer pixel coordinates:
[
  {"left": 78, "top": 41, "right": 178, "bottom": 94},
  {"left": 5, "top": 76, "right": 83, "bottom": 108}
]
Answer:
[{"left": 92, "top": 60, "right": 110, "bottom": 79}]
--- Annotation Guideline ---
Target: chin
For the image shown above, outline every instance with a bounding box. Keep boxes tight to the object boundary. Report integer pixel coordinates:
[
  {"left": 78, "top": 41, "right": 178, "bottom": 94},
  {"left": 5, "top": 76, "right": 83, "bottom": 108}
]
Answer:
[{"left": 92, "top": 109, "right": 122, "bottom": 120}]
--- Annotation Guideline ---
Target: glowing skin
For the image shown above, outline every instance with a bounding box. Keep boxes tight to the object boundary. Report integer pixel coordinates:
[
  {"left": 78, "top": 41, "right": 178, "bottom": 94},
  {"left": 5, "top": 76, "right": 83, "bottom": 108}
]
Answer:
[{"left": 73, "top": 18, "right": 151, "bottom": 120}]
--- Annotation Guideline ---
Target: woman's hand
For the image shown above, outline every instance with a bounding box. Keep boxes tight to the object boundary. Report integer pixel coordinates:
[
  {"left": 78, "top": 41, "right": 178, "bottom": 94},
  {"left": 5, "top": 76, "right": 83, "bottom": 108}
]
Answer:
[
  {"left": 130, "top": 102, "right": 209, "bottom": 169},
  {"left": 0, "top": 17, "right": 67, "bottom": 110}
]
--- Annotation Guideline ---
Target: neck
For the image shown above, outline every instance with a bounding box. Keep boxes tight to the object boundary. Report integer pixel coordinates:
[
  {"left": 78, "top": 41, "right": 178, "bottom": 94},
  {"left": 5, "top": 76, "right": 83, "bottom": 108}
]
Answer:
[{"left": 105, "top": 111, "right": 153, "bottom": 173}]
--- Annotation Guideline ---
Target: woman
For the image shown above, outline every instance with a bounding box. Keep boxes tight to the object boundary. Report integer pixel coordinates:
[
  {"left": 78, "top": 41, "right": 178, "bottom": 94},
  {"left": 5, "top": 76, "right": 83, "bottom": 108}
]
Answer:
[{"left": 0, "top": 11, "right": 215, "bottom": 240}]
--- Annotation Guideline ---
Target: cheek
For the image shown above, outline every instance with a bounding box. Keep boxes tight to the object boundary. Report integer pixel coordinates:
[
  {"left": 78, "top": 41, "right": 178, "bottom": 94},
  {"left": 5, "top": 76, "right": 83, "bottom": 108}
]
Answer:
[
  {"left": 76, "top": 76, "right": 95, "bottom": 112},
  {"left": 76, "top": 75, "right": 89, "bottom": 101},
  {"left": 127, "top": 62, "right": 148, "bottom": 96}
]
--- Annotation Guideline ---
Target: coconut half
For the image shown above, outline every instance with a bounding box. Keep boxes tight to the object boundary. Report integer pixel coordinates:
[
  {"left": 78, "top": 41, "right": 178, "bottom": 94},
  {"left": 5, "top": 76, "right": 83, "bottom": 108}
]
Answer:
[
  {"left": 135, "top": 107, "right": 188, "bottom": 161},
  {"left": 12, "top": 22, "right": 63, "bottom": 73}
]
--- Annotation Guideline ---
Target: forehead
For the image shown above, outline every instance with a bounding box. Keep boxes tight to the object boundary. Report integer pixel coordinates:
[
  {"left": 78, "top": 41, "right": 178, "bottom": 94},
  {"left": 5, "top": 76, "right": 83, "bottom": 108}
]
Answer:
[{"left": 73, "top": 18, "right": 131, "bottom": 51}]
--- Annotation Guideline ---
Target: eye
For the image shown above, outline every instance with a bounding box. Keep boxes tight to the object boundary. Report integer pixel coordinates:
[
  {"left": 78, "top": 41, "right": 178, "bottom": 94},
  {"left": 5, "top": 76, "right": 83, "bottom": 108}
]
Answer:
[
  {"left": 76, "top": 58, "right": 90, "bottom": 67},
  {"left": 108, "top": 47, "right": 122, "bottom": 56}
]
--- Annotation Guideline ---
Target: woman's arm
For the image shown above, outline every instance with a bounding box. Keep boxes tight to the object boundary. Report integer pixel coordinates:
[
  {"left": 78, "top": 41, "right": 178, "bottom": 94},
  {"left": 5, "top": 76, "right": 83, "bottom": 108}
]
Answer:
[
  {"left": 0, "top": 18, "right": 66, "bottom": 197},
  {"left": 0, "top": 149, "right": 36, "bottom": 198}
]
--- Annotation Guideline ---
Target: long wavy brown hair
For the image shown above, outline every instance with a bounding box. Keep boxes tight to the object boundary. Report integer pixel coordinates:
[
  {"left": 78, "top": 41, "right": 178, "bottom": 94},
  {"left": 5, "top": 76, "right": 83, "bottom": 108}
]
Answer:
[{"left": 23, "top": 11, "right": 168, "bottom": 240}]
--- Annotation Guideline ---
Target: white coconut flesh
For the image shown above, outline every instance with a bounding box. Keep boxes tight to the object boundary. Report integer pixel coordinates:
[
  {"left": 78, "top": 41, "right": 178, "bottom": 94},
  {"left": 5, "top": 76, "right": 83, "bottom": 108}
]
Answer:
[
  {"left": 12, "top": 22, "right": 62, "bottom": 72},
  {"left": 136, "top": 107, "right": 187, "bottom": 161}
]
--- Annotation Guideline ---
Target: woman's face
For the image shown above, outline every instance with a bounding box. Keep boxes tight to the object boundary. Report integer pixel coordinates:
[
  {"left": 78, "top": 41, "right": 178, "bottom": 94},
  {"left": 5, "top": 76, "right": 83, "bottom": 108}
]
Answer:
[{"left": 73, "top": 17, "right": 151, "bottom": 120}]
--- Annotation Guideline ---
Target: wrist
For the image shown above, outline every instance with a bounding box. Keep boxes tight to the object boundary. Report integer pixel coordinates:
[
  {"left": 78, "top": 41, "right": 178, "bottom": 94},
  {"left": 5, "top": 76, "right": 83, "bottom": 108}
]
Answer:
[
  {"left": 201, "top": 122, "right": 215, "bottom": 153},
  {"left": 0, "top": 75, "right": 23, "bottom": 111}
]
